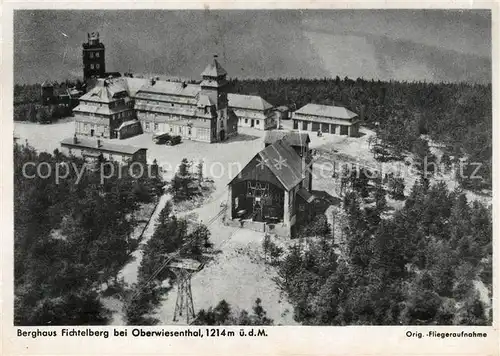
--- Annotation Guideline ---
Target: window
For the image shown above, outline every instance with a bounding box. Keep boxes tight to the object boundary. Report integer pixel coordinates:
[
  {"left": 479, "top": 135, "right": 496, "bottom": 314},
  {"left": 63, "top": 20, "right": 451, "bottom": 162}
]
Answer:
[
  {"left": 170, "top": 127, "right": 173, "bottom": 132},
  {"left": 154, "top": 123, "right": 158, "bottom": 130},
  {"left": 90, "top": 52, "right": 94, "bottom": 59},
  {"left": 245, "top": 119, "right": 248, "bottom": 124},
  {"left": 188, "top": 127, "right": 192, "bottom": 135},
  {"left": 171, "top": 103, "right": 174, "bottom": 107},
  {"left": 90, "top": 64, "right": 95, "bottom": 70},
  {"left": 96, "top": 64, "right": 100, "bottom": 69},
  {"left": 256, "top": 120, "right": 260, "bottom": 126},
  {"left": 145, "top": 122, "right": 150, "bottom": 130},
  {"left": 95, "top": 52, "right": 100, "bottom": 58}
]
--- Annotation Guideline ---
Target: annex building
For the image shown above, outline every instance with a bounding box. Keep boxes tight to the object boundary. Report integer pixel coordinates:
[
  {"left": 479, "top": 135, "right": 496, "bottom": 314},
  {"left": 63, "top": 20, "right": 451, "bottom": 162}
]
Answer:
[
  {"left": 225, "top": 131, "right": 314, "bottom": 238},
  {"left": 292, "top": 103, "right": 359, "bottom": 137},
  {"left": 228, "top": 93, "right": 276, "bottom": 130},
  {"left": 60, "top": 135, "right": 147, "bottom": 165}
]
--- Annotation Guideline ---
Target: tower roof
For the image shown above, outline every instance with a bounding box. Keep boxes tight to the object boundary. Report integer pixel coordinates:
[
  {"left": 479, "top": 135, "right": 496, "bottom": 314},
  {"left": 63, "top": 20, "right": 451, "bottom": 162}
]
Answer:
[{"left": 201, "top": 56, "right": 227, "bottom": 77}]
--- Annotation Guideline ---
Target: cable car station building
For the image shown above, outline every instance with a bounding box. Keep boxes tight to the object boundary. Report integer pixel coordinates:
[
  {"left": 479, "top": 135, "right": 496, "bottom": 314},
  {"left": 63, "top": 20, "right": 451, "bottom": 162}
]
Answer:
[{"left": 225, "top": 131, "right": 314, "bottom": 237}]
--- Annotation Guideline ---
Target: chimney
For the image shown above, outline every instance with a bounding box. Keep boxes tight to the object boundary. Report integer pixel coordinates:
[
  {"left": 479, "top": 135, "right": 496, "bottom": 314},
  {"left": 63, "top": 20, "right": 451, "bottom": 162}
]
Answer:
[
  {"left": 97, "top": 139, "right": 102, "bottom": 148},
  {"left": 182, "top": 81, "right": 187, "bottom": 88},
  {"left": 73, "top": 134, "right": 78, "bottom": 144},
  {"left": 150, "top": 77, "right": 156, "bottom": 86}
]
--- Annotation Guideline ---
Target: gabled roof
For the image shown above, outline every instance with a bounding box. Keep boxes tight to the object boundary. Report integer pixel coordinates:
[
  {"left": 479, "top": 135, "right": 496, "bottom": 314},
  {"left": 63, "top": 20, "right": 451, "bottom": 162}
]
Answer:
[
  {"left": 79, "top": 79, "right": 128, "bottom": 103},
  {"left": 41, "top": 80, "right": 56, "bottom": 87},
  {"left": 294, "top": 103, "right": 358, "bottom": 120},
  {"left": 258, "top": 140, "right": 304, "bottom": 191},
  {"left": 264, "top": 130, "right": 310, "bottom": 148},
  {"left": 201, "top": 58, "right": 227, "bottom": 77},
  {"left": 228, "top": 93, "right": 273, "bottom": 111},
  {"left": 227, "top": 140, "right": 303, "bottom": 191}
]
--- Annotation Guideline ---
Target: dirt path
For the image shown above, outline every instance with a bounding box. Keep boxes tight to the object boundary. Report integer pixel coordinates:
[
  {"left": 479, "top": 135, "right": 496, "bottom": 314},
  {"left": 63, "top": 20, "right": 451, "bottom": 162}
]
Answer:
[{"left": 118, "top": 193, "right": 171, "bottom": 286}]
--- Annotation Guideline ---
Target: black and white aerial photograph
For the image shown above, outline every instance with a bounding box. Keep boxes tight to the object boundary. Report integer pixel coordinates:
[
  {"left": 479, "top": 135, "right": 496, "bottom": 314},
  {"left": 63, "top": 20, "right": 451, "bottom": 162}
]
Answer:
[{"left": 13, "top": 9, "right": 492, "bottom": 327}]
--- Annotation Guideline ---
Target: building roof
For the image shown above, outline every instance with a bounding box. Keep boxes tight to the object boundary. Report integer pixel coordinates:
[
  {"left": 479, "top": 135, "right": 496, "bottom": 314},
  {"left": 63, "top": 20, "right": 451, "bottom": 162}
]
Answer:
[
  {"left": 41, "top": 80, "right": 56, "bottom": 88},
  {"left": 61, "top": 136, "right": 146, "bottom": 155},
  {"left": 137, "top": 80, "right": 201, "bottom": 98},
  {"left": 228, "top": 93, "right": 273, "bottom": 111},
  {"left": 197, "top": 94, "right": 214, "bottom": 107},
  {"left": 294, "top": 103, "right": 358, "bottom": 120},
  {"left": 264, "top": 130, "right": 310, "bottom": 148},
  {"left": 119, "top": 77, "right": 149, "bottom": 97},
  {"left": 129, "top": 73, "right": 193, "bottom": 83},
  {"left": 201, "top": 57, "right": 227, "bottom": 77},
  {"left": 257, "top": 140, "right": 304, "bottom": 191},
  {"left": 73, "top": 104, "right": 131, "bottom": 116},
  {"left": 79, "top": 79, "right": 129, "bottom": 103}
]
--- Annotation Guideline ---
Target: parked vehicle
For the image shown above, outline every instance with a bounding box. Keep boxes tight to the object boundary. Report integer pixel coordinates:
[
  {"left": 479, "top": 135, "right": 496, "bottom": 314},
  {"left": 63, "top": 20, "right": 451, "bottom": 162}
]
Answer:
[
  {"left": 153, "top": 133, "right": 182, "bottom": 146},
  {"left": 153, "top": 132, "right": 171, "bottom": 144}
]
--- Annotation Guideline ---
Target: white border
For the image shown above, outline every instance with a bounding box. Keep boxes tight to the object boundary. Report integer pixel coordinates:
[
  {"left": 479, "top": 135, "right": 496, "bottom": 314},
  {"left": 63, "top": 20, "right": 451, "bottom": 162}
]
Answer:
[{"left": 2, "top": 2, "right": 499, "bottom": 355}]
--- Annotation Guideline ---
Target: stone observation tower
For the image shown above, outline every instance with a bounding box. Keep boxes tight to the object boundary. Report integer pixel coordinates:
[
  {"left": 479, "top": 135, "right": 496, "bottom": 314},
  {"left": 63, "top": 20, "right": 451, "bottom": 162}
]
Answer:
[
  {"left": 82, "top": 32, "right": 106, "bottom": 81},
  {"left": 200, "top": 54, "right": 230, "bottom": 141}
]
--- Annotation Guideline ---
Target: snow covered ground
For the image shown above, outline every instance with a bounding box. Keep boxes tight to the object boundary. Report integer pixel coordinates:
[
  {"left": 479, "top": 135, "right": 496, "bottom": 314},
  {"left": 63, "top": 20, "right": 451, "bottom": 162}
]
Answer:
[{"left": 14, "top": 119, "right": 491, "bottom": 325}]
